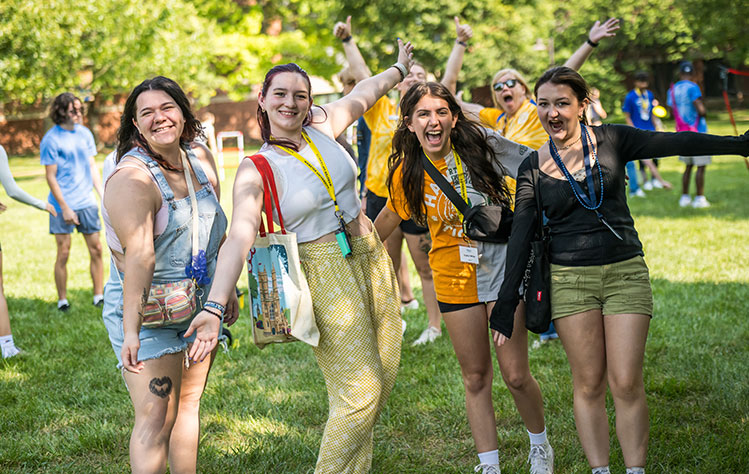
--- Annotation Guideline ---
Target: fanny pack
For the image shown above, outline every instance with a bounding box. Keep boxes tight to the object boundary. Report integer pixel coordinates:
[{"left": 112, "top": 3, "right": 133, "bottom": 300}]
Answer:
[{"left": 421, "top": 152, "right": 513, "bottom": 243}]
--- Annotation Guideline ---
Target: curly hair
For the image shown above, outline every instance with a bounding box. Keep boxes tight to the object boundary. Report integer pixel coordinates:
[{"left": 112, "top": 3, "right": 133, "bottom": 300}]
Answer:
[
  {"left": 387, "top": 82, "right": 512, "bottom": 226},
  {"left": 49, "top": 92, "right": 81, "bottom": 125},
  {"left": 116, "top": 76, "right": 203, "bottom": 169}
]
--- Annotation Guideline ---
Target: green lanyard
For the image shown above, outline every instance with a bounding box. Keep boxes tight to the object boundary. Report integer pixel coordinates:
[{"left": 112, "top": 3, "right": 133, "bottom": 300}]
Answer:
[
  {"left": 276, "top": 131, "right": 343, "bottom": 220},
  {"left": 425, "top": 146, "right": 471, "bottom": 219}
]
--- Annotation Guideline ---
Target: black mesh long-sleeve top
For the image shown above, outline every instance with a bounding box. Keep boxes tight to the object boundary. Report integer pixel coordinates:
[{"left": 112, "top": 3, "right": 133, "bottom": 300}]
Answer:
[{"left": 490, "top": 125, "right": 748, "bottom": 338}]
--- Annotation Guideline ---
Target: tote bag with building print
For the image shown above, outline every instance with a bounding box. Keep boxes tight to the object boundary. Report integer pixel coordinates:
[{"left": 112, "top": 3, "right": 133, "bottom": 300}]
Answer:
[{"left": 246, "top": 154, "right": 318, "bottom": 349}]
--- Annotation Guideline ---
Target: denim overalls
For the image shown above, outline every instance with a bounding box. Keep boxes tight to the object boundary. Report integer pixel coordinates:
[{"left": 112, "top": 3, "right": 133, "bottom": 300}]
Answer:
[{"left": 102, "top": 147, "right": 227, "bottom": 368}]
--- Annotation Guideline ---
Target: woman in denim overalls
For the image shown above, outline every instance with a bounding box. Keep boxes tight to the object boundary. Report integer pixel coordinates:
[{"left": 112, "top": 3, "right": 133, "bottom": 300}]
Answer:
[{"left": 102, "top": 76, "right": 235, "bottom": 473}]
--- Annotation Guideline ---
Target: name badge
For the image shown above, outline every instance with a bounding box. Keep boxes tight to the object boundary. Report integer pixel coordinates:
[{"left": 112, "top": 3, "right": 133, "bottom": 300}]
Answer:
[{"left": 459, "top": 245, "right": 479, "bottom": 264}]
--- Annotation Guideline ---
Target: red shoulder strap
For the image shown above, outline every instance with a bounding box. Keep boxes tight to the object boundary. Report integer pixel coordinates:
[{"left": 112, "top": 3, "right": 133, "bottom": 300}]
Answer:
[{"left": 247, "top": 154, "right": 286, "bottom": 235}]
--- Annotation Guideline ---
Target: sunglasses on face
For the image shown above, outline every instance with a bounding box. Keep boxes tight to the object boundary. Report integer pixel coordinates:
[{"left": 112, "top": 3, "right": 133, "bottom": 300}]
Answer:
[{"left": 492, "top": 79, "right": 518, "bottom": 91}]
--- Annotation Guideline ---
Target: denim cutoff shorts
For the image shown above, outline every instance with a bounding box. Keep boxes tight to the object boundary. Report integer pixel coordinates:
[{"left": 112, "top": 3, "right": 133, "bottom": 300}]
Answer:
[
  {"left": 102, "top": 271, "right": 197, "bottom": 369},
  {"left": 550, "top": 255, "right": 653, "bottom": 320},
  {"left": 49, "top": 205, "right": 101, "bottom": 234}
]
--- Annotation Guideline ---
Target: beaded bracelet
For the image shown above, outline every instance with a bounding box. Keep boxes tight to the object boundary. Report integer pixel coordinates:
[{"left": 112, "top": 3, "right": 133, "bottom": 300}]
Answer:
[
  {"left": 456, "top": 40, "right": 468, "bottom": 48},
  {"left": 586, "top": 38, "right": 599, "bottom": 48},
  {"left": 204, "top": 300, "right": 225, "bottom": 315},
  {"left": 341, "top": 35, "right": 352, "bottom": 43},
  {"left": 203, "top": 306, "right": 223, "bottom": 320}
]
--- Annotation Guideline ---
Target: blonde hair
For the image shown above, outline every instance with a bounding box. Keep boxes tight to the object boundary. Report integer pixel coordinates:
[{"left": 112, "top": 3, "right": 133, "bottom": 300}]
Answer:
[{"left": 490, "top": 68, "right": 532, "bottom": 109}]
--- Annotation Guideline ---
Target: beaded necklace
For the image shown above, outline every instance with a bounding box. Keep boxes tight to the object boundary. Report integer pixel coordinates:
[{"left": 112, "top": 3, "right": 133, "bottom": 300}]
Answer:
[{"left": 548, "top": 124, "right": 623, "bottom": 240}]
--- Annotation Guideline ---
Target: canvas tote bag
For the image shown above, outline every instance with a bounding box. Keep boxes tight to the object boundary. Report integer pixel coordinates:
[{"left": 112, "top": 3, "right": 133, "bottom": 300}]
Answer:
[{"left": 246, "top": 154, "right": 318, "bottom": 349}]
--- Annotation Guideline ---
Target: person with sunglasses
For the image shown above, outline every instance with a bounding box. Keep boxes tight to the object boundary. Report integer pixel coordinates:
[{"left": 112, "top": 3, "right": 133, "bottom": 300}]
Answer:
[
  {"left": 40, "top": 92, "right": 105, "bottom": 312},
  {"left": 443, "top": 18, "right": 619, "bottom": 151}
]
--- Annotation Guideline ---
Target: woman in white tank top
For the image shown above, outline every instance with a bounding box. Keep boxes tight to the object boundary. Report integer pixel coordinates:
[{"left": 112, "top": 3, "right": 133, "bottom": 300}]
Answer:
[{"left": 188, "top": 40, "right": 415, "bottom": 473}]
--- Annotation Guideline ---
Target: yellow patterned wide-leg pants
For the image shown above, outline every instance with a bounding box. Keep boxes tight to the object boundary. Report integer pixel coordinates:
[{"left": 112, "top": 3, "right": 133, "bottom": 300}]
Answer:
[{"left": 299, "top": 229, "right": 402, "bottom": 474}]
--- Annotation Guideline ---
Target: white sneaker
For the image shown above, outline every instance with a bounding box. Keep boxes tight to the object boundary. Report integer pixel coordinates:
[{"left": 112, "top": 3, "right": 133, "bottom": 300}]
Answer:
[
  {"left": 474, "top": 463, "right": 501, "bottom": 474},
  {"left": 679, "top": 195, "right": 692, "bottom": 207},
  {"left": 401, "top": 299, "right": 419, "bottom": 313},
  {"left": 528, "top": 442, "right": 554, "bottom": 474},
  {"left": 630, "top": 188, "right": 646, "bottom": 198},
  {"left": 691, "top": 196, "right": 711, "bottom": 208},
  {"left": 651, "top": 179, "right": 664, "bottom": 189},
  {"left": 1, "top": 343, "right": 22, "bottom": 359},
  {"left": 412, "top": 326, "right": 441, "bottom": 346},
  {"left": 642, "top": 180, "right": 653, "bottom": 191}
]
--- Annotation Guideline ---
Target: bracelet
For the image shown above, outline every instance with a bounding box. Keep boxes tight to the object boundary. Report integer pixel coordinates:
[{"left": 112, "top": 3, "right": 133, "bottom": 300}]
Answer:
[
  {"left": 456, "top": 40, "right": 468, "bottom": 48},
  {"left": 391, "top": 62, "right": 408, "bottom": 81},
  {"left": 341, "top": 35, "right": 352, "bottom": 43},
  {"left": 204, "top": 300, "right": 225, "bottom": 315},
  {"left": 203, "top": 306, "right": 223, "bottom": 320},
  {"left": 587, "top": 38, "right": 599, "bottom": 48}
]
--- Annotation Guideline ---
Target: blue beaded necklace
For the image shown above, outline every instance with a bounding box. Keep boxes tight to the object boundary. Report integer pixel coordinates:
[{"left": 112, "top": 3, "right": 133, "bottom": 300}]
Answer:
[{"left": 548, "top": 123, "right": 623, "bottom": 240}]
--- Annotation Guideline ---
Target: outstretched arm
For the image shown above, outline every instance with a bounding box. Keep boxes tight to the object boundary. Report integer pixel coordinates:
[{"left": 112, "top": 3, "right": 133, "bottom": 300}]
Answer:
[
  {"left": 564, "top": 18, "right": 619, "bottom": 71},
  {"left": 334, "top": 16, "right": 372, "bottom": 82},
  {"left": 186, "top": 157, "right": 265, "bottom": 362},
  {"left": 0, "top": 145, "right": 53, "bottom": 213},
  {"left": 314, "top": 38, "right": 414, "bottom": 139},
  {"left": 442, "top": 17, "right": 473, "bottom": 95}
]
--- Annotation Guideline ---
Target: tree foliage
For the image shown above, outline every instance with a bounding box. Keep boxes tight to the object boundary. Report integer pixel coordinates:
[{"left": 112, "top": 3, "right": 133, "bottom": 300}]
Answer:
[{"left": 0, "top": 0, "right": 745, "bottom": 110}]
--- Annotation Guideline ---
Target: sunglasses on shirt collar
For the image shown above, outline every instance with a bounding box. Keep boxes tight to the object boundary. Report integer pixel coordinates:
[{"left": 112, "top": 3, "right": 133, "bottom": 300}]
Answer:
[{"left": 493, "top": 79, "right": 518, "bottom": 91}]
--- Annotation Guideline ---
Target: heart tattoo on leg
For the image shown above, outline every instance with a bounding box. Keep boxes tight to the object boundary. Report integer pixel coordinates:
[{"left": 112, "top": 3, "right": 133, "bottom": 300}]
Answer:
[{"left": 149, "top": 376, "right": 173, "bottom": 398}]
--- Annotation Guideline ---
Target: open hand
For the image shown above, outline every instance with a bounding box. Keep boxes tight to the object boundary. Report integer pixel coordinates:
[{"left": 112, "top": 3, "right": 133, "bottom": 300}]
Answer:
[
  {"left": 334, "top": 15, "right": 352, "bottom": 40},
  {"left": 454, "top": 17, "right": 473, "bottom": 43},
  {"left": 492, "top": 329, "right": 509, "bottom": 347},
  {"left": 185, "top": 310, "right": 221, "bottom": 363},
  {"left": 46, "top": 203, "right": 58, "bottom": 217},
  {"left": 589, "top": 18, "right": 619, "bottom": 44},
  {"left": 396, "top": 38, "right": 415, "bottom": 72}
]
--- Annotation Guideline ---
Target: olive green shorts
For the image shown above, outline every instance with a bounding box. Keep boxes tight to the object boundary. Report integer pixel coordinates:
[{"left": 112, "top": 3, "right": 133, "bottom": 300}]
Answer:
[{"left": 550, "top": 255, "right": 653, "bottom": 320}]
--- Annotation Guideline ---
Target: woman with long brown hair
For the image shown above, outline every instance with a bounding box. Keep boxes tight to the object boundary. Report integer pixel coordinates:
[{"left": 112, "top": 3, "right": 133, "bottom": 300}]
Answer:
[{"left": 375, "top": 81, "right": 552, "bottom": 474}]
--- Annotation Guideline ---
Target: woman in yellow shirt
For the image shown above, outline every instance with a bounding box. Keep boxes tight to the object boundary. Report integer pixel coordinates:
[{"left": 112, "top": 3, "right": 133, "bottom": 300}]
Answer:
[
  {"left": 443, "top": 18, "right": 619, "bottom": 150},
  {"left": 375, "top": 82, "right": 549, "bottom": 474}
]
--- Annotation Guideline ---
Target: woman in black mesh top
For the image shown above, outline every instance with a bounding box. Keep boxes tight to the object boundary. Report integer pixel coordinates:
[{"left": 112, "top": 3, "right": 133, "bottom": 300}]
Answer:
[{"left": 489, "top": 67, "right": 748, "bottom": 474}]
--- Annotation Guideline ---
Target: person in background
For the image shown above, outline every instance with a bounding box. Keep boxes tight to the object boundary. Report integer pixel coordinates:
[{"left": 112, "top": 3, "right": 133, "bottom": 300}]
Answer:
[
  {"left": 1, "top": 145, "right": 57, "bottom": 358},
  {"left": 334, "top": 16, "right": 441, "bottom": 345},
  {"left": 587, "top": 88, "right": 607, "bottom": 126},
  {"left": 622, "top": 71, "right": 672, "bottom": 197},
  {"left": 668, "top": 61, "right": 711, "bottom": 208},
  {"left": 40, "top": 93, "right": 104, "bottom": 311}
]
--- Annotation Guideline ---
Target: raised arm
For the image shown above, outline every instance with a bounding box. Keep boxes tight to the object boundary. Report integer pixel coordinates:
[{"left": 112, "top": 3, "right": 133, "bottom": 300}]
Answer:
[
  {"left": 314, "top": 38, "right": 414, "bottom": 139},
  {"left": 334, "top": 16, "right": 372, "bottom": 82},
  {"left": 563, "top": 18, "right": 619, "bottom": 71},
  {"left": 441, "top": 17, "right": 473, "bottom": 95},
  {"left": 186, "top": 157, "right": 265, "bottom": 362},
  {"left": 104, "top": 167, "right": 161, "bottom": 373}
]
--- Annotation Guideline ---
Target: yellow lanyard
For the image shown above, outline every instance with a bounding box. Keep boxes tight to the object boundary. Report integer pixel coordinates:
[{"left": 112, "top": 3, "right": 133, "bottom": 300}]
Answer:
[
  {"left": 425, "top": 147, "right": 470, "bottom": 219},
  {"left": 276, "top": 131, "right": 343, "bottom": 219}
]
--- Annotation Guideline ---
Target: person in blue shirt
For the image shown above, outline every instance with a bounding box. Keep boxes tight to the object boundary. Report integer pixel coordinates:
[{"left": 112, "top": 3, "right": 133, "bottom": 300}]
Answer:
[
  {"left": 667, "top": 61, "right": 711, "bottom": 208},
  {"left": 622, "top": 72, "right": 671, "bottom": 196},
  {"left": 40, "top": 93, "right": 104, "bottom": 311}
]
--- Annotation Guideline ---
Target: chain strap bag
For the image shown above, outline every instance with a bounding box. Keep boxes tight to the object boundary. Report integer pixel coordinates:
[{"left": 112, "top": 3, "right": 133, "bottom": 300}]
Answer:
[
  {"left": 421, "top": 152, "right": 513, "bottom": 243},
  {"left": 246, "top": 154, "right": 318, "bottom": 349},
  {"left": 522, "top": 154, "right": 552, "bottom": 333}
]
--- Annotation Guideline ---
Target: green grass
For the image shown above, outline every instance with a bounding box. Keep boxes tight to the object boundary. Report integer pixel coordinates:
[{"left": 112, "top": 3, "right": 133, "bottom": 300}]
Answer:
[{"left": 1, "top": 117, "right": 748, "bottom": 473}]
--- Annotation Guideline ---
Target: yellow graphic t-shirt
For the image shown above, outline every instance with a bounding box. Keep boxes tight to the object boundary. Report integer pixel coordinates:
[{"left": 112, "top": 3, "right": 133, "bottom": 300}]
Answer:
[
  {"left": 363, "top": 96, "right": 399, "bottom": 198},
  {"left": 478, "top": 98, "right": 548, "bottom": 150}
]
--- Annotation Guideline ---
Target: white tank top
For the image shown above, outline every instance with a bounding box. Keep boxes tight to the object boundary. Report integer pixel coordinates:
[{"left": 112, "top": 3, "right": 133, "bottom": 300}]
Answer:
[{"left": 258, "top": 126, "right": 361, "bottom": 243}]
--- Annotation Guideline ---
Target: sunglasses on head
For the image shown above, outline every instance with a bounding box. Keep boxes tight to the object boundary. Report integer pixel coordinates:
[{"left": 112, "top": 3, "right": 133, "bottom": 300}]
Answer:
[{"left": 493, "top": 79, "right": 518, "bottom": 91}]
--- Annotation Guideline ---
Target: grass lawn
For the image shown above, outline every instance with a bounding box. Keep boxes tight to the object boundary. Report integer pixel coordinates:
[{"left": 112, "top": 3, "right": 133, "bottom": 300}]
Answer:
[{"left": 1, "top": 116, "right": 747, "bottom": 473}]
